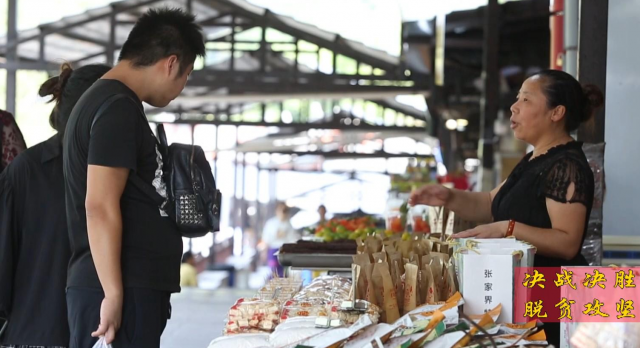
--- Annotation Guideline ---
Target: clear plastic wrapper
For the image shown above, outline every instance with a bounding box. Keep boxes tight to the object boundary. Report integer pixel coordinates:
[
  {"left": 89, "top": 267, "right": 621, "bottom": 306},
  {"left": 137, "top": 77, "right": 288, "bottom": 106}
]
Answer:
[
  {"left": 294, "top": 275, "right": 352, "bottom": 301},
  {"left": 582, "top": 223, "right": 602, "bottom": 266},
  {"left": 297, "top": 327, "right": 355, "bottom": 347},
  {"left": 269, "top": 327, "right": 330, "bottom": 347},
  {"left": 280, "top": 300, "right": 381, "bottom": 325},
  {"left": 258, "top": 278, "right": 303, "bottom": 301},
  {"left": 570, "top": 322, "right": 639, "bottom": 348},
  {"left": 224, "top": 298, "right": 281, "bottom": 335},
  {"left": 582, "top": 143, "right": 604, "bottom": 266}
]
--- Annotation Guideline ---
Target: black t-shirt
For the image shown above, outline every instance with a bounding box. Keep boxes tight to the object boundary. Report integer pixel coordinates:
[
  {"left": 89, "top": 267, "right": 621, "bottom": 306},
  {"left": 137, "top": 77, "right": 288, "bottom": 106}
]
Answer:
[
  {"left": 63, "top": 79, "right": 182, "bottom": 293},
  {"left": 491, "top": 141, "right": 594, "bottom": 268}
]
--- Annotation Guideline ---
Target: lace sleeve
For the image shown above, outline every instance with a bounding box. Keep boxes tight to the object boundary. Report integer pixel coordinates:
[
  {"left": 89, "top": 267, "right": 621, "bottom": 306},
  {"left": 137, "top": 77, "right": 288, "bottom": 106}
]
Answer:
[
  {"left": 1, "top": 111, "right": 27, "bottom": 169},
  {"left": 542, "top": 156, "right": 592, "bottom": 206}
]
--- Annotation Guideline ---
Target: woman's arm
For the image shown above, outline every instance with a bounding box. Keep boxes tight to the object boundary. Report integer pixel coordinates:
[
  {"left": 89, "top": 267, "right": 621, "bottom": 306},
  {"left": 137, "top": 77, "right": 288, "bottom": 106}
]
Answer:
[
  {"left": 513, "top": 195, "right": 586, "bottom": 260},
  {"left": 446, "top": 181, "right": 505, "bottom": 223},
  {"left": 409, "top": 181, "right": 505, "bottom": 224},
  {"left": 453, "top": 184, "right": 587, "bottom": 260}
]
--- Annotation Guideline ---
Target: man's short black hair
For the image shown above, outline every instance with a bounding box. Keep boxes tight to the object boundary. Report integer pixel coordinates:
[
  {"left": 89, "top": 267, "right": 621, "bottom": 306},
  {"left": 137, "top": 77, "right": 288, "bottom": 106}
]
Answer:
[
  {"left": 182, "top": 251, "right": 194, "bottom": 264},
  {"left": 119, "top": 7, "right": 205, "bottom": 74}
]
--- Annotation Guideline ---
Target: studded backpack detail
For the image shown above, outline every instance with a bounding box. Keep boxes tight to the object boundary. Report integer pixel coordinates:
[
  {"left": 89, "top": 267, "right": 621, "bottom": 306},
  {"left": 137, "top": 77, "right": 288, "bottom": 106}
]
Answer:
[{"left": 92, "top": 94, "right": 221, "bottom": 238}]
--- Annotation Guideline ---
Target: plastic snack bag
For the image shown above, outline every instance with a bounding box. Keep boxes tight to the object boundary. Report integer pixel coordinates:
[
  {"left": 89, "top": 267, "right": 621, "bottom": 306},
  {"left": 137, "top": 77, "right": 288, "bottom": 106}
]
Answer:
[{"left": 92, "top": 337, "right": 113, "bottom": 348}]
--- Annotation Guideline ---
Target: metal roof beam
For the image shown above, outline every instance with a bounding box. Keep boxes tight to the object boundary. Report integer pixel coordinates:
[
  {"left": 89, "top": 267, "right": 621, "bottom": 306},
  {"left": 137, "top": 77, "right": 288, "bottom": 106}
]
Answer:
[
  {"left": 0, "top": 0, "right": 162, "bottom": 53},
  {"left": 206, "top": 0, "right": 399, "bottom": 71},
  {"left": 0, "top": 60, "right": 62, "bottom": 70},
  {"left": 233, "top": 150, "right": 433, "bottom": 159},
  {"left": 145, "top": 118, "right": 427, "bottom": 133},
  {"left": 59, "top": 31, "right": 109, "bottom": 47}
]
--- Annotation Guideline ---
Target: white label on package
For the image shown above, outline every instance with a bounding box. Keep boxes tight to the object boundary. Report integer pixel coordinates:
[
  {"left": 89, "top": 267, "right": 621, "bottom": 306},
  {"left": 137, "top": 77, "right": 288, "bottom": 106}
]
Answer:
[{"left": 461, "top": 253, "right": 515, "bottom": 323}]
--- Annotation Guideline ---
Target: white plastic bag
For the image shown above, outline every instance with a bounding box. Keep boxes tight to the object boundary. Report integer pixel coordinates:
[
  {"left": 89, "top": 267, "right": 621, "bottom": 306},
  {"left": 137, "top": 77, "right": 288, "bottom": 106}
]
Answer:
[{"left": 92, "top": 337, "right": 113, "bottom": 348}]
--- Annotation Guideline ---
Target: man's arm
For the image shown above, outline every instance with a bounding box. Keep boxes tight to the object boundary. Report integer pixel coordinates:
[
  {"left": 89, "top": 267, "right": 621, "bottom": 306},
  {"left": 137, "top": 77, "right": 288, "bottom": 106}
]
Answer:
[{"left": 85, "top": 165, "right": 129, "bottom": 343}]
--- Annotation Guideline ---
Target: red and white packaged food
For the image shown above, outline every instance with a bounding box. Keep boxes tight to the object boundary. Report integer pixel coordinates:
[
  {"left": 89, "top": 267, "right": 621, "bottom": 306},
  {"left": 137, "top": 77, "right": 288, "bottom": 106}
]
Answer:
[{"left": 223, "top": 298, "right": 281, "bottom": 335}]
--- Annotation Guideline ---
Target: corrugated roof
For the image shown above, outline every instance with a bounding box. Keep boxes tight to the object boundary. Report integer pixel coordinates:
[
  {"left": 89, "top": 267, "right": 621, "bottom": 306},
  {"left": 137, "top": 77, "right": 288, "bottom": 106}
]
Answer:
[{"left": 0, "top": 0, "right": 402, "bottom": 71}]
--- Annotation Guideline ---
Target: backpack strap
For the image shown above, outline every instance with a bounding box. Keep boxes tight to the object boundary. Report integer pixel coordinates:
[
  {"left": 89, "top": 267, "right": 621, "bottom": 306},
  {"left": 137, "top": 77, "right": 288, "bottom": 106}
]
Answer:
[{"left": 91, "top": 94, "right": 167, "bottom": 209}]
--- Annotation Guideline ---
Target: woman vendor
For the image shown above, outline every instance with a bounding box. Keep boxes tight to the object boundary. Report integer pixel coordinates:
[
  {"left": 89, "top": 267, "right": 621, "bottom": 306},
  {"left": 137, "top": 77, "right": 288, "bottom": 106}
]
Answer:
[{"left": 409, "top": 69, "right": 603, "bottom": 346}]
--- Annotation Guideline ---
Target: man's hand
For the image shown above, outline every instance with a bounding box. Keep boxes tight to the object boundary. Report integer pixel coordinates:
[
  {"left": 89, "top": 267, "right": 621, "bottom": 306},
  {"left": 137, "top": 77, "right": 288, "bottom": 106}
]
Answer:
[{"left": 91, "top": 295, "right": 123, "bottom": 344}]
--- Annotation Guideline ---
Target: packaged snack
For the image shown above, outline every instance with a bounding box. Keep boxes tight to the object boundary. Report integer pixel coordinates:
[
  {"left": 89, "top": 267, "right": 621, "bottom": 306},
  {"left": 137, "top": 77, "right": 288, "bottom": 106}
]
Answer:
[
  {"left": 391, "top": 259, "right": 404, "bottom": 315},
  {"left": 257, "top": 277, "right": 303, "bottom": 302},
  {"left": 362, "top": 263, "right": 377, "bottom": 306},
  {"left": 403, "top": 264, "right": 419, "bottom": 314},
  {"left": 380, "top": 263, "right": 401, "bottom": 324},
  {"left": 224, "top": 298, "right": 281, "bottom": 335},
  {"left": 373, "top": 251, "right": 387, "bottom": 263},
  {"left": 372, "top": 263, "right": 386, "bottom": 319},
  {"left": 426, "top": 262, "right": 440, "bottom": 304}
]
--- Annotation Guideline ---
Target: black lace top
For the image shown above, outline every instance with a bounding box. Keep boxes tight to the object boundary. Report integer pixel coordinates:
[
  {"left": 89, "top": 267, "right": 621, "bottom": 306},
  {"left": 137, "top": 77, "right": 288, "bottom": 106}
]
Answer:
[{"left": 491, "top": 141, "right": 594, "bottom": 267}]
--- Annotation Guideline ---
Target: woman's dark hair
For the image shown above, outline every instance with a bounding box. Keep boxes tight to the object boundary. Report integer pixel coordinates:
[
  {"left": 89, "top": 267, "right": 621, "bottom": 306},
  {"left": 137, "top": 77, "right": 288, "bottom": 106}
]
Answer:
[
  {"left": 118, "top": 7, "right": 205, "bottom": 75},
  {"left": 533, "top": 69, "right": 604, "bottom": 132},
  {"left": 39, "top": 63, "right": 111, "bottom": 138}
]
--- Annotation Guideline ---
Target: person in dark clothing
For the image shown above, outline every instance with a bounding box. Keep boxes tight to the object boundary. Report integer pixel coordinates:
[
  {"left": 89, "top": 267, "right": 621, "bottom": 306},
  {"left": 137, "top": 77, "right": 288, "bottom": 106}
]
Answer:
[
  {"left": 63, "top": 8, "right": 205, "bottom": 348},
  {"left": 0, "top": 63, "right": 110, "bottom": 348},
  {"left": 409, "top": 70, "right": 602, "bottom": 347}
]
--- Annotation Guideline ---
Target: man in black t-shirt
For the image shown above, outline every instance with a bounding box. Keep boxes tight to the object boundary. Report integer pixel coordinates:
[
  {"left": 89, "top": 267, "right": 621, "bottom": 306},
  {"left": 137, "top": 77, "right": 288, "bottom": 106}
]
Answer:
[{"left": 63, "top": 8, "right": 204, "bottom": 348}]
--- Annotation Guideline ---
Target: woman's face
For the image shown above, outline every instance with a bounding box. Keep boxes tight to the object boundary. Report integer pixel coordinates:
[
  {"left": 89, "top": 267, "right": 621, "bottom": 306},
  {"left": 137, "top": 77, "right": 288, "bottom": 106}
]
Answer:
[{"left": 509, "top": 76, "right": 556, "bottom": 144}]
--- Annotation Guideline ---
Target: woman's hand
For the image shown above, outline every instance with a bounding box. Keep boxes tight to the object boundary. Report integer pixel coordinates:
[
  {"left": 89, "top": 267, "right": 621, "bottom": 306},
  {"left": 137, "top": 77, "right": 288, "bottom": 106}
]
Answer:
[
  {"left": 451, "top": 221, "right": 509, "bottom": 239},
  {"left": 409, "top": 184, "right": 451, "bottom": 207}
]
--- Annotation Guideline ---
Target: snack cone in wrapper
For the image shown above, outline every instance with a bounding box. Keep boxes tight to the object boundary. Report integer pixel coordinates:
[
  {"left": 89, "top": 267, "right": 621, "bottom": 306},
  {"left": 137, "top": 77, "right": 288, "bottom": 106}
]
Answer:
[
  {"left": 422, "top": 263, "right": 437, "bottom": 304},
  {"left": 398, "top": 240, "right": 413, "bottom": 259},
  {"left": 403, "top": 264, "right": 419, "bottom": 314},
  {"left": 352, "top": 254, "right": 370, "bottom": 300},
  {"left": 362, "top": 245, "right": 375, "bottom": 258},
  {"left": 355, "top": 238, "right": 365, "bottom": 253},
  {"left": 428, "top": 260, "right": 441, "bottom": 304},
  {"left": 431, "top": 251, "right": 449, "bottom": 265},
  {"left": 418, "top": 268, "right": 427, "bottom": 306},
  {"left": 446, "top": 258, "right": 458, "bottom": 298},
  {"left": 373, "top": 252, "right": 387, "bottom": 263},
  {"left": 363, "top": 263, "right": 377, "bottom": 306},
  {"left": 388, "top": 252, "right": 404, "bottom": 277},
  {"left": 379, "top": 263, "right": 401, "bottom": 323},
  {"left": 384, "top": 244, "right": 397, "bottom": 255},
  {"left": 365, "top": 236, "right": 382, "bottom": 253},
  {"left": 440, "top": 243, "right": 450, "bottom": 255},
  {"left": 392, "top": 259, "right": 404, "bottom": 314},
  {"left": 372, "top": 262, "right": 386, "bottom": 313}
]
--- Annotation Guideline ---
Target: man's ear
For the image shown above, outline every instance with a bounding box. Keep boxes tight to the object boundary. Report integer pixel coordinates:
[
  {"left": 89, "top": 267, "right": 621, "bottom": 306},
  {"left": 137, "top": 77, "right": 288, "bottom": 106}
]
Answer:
[
  {"left": 551, "top": 105, "right": 566, "bottom": 122},
  {"left": 166, "top": 55, "right": 180, "bottom": 77}
]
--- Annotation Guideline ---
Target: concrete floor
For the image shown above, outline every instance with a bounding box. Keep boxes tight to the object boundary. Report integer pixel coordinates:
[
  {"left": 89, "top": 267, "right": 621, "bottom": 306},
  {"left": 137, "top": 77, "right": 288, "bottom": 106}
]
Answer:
[
  {"left": 160, "top": 267, "right": 273, "bottom": 348},
  {"left": 160, "top": 287, "right": 256, "bottom": 348}
]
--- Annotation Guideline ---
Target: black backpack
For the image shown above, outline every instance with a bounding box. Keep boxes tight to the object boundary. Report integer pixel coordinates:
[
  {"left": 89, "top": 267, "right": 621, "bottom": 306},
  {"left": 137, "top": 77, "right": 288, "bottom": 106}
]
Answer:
[{"left": 92, "top": 94, "right": 221, "bottom": 238}]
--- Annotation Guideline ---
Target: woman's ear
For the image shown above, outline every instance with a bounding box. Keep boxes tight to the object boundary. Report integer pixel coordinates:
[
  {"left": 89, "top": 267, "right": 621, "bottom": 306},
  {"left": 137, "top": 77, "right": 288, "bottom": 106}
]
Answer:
[{"left": 551, "top": 105, "right": 566, "bottom": 122}]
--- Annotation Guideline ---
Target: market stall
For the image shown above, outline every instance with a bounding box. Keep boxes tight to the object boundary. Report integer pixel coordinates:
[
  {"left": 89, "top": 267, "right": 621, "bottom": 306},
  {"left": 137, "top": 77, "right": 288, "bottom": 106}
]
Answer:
[{"left": 208, "top": 230, "right": 548, "bottom": 348}]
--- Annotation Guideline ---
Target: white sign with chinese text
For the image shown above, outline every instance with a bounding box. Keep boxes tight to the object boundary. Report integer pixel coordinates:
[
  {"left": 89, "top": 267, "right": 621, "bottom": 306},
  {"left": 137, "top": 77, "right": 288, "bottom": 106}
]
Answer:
[{"left": 461, "top": 251, "right": 520, "bottom": 323}]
